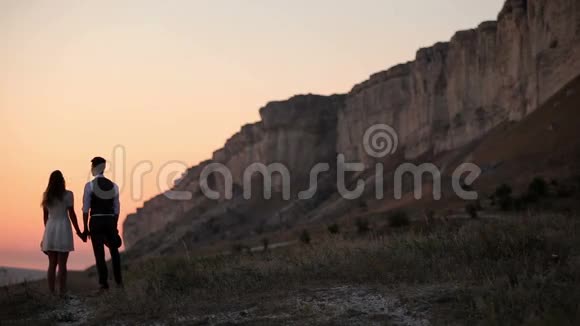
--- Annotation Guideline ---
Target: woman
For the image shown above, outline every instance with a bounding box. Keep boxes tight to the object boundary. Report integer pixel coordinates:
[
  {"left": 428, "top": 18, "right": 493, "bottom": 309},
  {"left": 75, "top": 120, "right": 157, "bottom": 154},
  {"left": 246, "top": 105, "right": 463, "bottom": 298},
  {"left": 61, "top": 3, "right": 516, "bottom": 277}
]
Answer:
[{"left": 40, "top": 170, "right": 84, "bottom": 295}]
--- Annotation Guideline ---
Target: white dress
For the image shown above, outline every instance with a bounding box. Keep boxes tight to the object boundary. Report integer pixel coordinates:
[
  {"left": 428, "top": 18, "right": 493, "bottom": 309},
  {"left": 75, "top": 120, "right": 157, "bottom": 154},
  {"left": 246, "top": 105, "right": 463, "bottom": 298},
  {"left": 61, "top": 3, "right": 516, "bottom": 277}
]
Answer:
[{"left": 41, "top": 191, "right": 75, "bottom": 252}]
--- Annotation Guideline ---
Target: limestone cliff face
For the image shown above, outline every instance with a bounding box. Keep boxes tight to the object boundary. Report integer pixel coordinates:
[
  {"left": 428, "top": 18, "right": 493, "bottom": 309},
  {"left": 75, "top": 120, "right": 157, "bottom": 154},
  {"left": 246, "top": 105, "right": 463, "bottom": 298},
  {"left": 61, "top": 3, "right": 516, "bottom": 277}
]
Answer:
[
  {"left": 212, "top": 94, "right": 344, "bottom": 194},
  {"left": 123, "top": 94, "right": 344, "bottom": 248},
  {"left": 337, "top": 0, "right": 580, "bottom": 166}
]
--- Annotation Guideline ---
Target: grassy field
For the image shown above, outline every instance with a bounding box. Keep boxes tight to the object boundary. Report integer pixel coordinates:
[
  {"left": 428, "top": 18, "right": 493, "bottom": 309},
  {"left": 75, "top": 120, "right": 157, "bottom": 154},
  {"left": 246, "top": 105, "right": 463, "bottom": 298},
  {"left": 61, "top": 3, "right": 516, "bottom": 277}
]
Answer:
[
  {"left": 5, "top": 212, "right": 577, "bottom": 325},
  {"left": 2, "top": 213, "right": 579, "bottom": 325}
]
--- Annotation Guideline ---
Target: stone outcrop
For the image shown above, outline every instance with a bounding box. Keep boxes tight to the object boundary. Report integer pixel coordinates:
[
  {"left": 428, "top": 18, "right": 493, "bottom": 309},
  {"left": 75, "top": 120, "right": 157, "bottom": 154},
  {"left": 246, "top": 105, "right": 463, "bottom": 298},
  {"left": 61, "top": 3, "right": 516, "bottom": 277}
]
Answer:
[
  {"left": 123, "top": 0, "right": 580, "bottom": 249},
  {"left": 337, "top": 0, "right": 580, "bottom": 166},
  {"left": 212, "top": 94, "right": 344, "bottom": 195}
]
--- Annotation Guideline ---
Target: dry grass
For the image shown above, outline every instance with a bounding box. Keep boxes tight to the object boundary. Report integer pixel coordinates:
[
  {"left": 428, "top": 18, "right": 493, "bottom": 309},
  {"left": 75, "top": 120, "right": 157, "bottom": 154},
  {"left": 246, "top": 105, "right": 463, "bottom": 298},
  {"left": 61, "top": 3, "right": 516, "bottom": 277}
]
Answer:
[
  {"left": 0, "top": 280, "right": 57, "bottom": 324},
  {"left": 97, "top": 214, "right": 580, "bottom": 325}
]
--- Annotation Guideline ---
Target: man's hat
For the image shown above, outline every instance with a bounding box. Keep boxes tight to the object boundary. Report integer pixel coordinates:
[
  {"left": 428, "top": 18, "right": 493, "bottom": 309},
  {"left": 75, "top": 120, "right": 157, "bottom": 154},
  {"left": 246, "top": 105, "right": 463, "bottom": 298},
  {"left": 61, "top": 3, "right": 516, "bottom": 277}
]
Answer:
[{"left": 105, "top": 231, "right": 122, "bottom": 249}]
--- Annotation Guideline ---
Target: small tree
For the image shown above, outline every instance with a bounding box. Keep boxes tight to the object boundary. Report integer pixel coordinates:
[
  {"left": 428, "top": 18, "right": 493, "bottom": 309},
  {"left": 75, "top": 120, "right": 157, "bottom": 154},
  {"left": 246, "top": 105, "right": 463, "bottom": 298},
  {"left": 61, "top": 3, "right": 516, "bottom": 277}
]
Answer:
[
  {"left": 521, "top": 192, "right": 539, "bottom": 205},
  {"left": 424, "top": 209, "right": 435, "bottom": 225},
  {"left": 358, "top": 200, "right": 368, "bottom": 211},
  {"left": 327, "top": 224, "right": 340, "bottom": 235},
  {"left": 466, "top": 203, "right": 478, "bottom": 219},
  {"left": 254, "top": 224, "right": 264, "bottom": 235},
  {"left": 299, "top": 230, "right": 311, "bottom": 244},
  {"left": 556, "top": 184, "right": 574, "bottom": 198},
  {"left": 474, "top": 199, "right": 483, "bottom": 210},
  {"left": 495, "top": 184, "right": 513, "bottom": 211},
  {"left": 499, "top": 197, "right": 513, "bottom": 211},
  {"left": 495, "top": 184, "right": 513, "bottom": 198},
  {"left": 489, "top": 194, "right": 496, "bottom": 207},
  {"left": 512, "top": 197, "right": 526, "bottom": 211},
  {"left": 388, "top": 211, "right": 410, "bottom": 228},
  {"left": 355, "top": 218, "right": 370, "bottom": 234},
  {"left": 529, "top": 177, "right": 548, "bottom": 197},
  {"left": 231, "top": 243, "right": 247, "bottom": 253}
]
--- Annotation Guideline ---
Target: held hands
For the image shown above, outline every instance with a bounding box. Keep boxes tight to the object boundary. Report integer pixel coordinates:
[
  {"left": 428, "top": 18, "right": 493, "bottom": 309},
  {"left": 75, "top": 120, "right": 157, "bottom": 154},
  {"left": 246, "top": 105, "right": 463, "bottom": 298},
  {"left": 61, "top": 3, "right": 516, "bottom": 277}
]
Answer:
[{"left": 77, "top": 230, "right": 88, "bottom": 243}]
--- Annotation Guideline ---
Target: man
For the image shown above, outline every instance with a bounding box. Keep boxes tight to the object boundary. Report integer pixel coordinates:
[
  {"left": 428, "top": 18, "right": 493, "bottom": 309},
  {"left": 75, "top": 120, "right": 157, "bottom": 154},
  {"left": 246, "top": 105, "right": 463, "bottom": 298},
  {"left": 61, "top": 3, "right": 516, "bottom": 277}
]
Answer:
[{"left": 82, "top": 156, "right": 123, "bottom": 290}]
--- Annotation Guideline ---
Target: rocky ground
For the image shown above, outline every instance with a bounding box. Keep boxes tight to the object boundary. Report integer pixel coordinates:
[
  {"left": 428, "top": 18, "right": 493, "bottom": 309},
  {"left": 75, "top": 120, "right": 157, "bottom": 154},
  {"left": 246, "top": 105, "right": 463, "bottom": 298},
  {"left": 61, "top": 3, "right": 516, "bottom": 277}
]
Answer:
[{"left": 3, "top": 280, "right": 439, "bottom": 326}]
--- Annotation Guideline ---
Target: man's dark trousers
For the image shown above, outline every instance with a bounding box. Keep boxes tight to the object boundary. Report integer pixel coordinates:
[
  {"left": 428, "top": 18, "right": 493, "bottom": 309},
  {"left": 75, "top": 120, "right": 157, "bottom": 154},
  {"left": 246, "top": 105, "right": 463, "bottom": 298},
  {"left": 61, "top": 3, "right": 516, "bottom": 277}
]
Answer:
[{"left": 89, "top": 215, "right": 122, "bottom": 288}]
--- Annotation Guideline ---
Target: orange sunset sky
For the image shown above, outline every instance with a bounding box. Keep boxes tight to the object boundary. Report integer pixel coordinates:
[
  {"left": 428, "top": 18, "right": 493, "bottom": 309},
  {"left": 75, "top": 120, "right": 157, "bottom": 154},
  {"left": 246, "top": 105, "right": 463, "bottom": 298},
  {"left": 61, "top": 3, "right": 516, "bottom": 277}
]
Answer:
[{"left": 0, "top": 0, "right": 503, "bottom": 270}]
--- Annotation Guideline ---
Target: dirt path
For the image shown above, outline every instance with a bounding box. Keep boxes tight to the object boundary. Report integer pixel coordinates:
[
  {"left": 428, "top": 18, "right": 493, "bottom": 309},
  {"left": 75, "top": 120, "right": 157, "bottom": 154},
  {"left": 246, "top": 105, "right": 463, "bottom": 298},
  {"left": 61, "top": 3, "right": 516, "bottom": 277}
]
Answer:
[
  {"left": 166, "top": 286, "right": 431, "bottom": 325},
  {"left": 3, "top": 273, "right": 434, "bottom": 325},
  {"left": 39, "top": 294, "right": 94, "bottom": 326}
]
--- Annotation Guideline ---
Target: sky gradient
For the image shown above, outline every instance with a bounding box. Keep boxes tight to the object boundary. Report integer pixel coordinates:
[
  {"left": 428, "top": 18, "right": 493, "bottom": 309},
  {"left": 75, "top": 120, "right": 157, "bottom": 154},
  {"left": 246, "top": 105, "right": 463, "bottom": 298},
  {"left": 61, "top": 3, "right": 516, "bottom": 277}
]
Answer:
[{"left": 0, "top": 0, "right": 504, "bottom": 270}]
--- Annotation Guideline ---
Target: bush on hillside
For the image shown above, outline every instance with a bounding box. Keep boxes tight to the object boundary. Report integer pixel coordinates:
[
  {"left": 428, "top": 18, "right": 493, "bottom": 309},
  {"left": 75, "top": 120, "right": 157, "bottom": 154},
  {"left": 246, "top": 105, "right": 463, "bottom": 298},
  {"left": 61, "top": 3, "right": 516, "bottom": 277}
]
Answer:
[
  {"left": 327, "top": 224, "right": 340, "bottom": 235},
  {"left": 388, "top": 211, "right": 410, "bottom": 228},
  {"left": 494, "top": 184, "right": 513, "bottom": 211},
  {"left": 355, "top": 218, "right": 370, "bottom": 234},
  {"left": 528, "top": 177, "right": 548, "bottom": 198},
  {"left": 262, "top": 238, "right": 269, "bottom": 251},
  {"left": 299, "top": 230, "right": 311, "bottom": 244},
  {"left": 466, "top": 203, "right": 479, "bottom": 219}
]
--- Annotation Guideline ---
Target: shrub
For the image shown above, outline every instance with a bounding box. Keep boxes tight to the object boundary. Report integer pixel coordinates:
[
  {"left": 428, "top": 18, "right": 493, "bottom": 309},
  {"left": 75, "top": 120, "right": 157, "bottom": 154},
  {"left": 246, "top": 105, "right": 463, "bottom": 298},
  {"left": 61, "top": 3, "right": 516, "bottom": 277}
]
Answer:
[
  {"left": 206, "top": 218, "right": 221, "bottom": 234},
  {"left": 499, "top": 198, "right": 512, "bottom": 211},
  {"left": 262, "top": 238, "right": 269, "bottom": 251},
  {"left": 327, "top": 224, "right": 340, "bottom": 235},
  {"left": 512, "top": 197, "right": 527, "bottom": 211},
  {"left": 388, "top": 211, "right": 410, "bottom": 228},
  {"left": 299, "top": 230, "right": 311, "bottom": 244},
  {"left": 556, "top": 185, "right": 574, "bottom": 198},
  {"left": 494, "top": 184, "right": 513, "bottom": 211},
  {"left": 521, "top": 192, "right": 539, "bottom": 204},
  {"left": 231, "top": 243, "right": 248, "bottom": 253},
  {"left": 495, "top": 183, "right": 512, "bottom": 198},
  {"left": 424, "top": 209, "right": 435, "bottom": 224},
  {"left": 466, "top": 203, "right": 478, "bottom": 219},
  {"left": 529, "top": 177, "right": 548, "bottom": 198},
  {"left": 489, "top": 194, "right": 496, "bottom": 207},
  {"left": 254, "top": 224, "right": 264, "bottom": 235},
  {"left": 474, "top": 199, "right": 483, "bottom": 210},
  {"left": 355, "top": 218, "right": 370, "bottom": 234},
  {"left": 358, "top": 200, "right": 368, "bottom": 211}
]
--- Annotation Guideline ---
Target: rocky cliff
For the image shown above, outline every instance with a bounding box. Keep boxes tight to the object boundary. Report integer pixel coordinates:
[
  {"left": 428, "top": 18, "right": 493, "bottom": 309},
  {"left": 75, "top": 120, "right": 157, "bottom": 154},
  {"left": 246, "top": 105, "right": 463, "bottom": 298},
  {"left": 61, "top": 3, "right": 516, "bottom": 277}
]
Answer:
[
  {"left": 338, "top": 0, "right": 580, "bottom": 166},
  {"left": 123, "top": 0, "right": 580, "bottom": 249},
  {"left": 212, "top": 94, "right": 344, "bottom": 195}
]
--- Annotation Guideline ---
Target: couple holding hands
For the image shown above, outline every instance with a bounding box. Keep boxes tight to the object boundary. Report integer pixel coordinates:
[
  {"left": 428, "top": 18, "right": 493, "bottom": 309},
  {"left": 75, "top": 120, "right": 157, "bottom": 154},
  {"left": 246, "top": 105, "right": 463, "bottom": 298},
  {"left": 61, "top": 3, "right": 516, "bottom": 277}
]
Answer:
[{"left": 41, "top": 157, "right": 123, "bottom": 295}]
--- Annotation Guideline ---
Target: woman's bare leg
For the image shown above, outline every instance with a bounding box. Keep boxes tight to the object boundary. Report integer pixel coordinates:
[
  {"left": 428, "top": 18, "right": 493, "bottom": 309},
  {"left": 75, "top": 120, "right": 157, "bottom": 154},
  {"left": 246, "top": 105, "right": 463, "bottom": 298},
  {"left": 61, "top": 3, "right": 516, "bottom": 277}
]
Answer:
[
  {"left": 47, "top": 252, "right": 57, "bottom": 294},
  {"left": 57, "top": 252, "right": 69, "bottom": 294}
]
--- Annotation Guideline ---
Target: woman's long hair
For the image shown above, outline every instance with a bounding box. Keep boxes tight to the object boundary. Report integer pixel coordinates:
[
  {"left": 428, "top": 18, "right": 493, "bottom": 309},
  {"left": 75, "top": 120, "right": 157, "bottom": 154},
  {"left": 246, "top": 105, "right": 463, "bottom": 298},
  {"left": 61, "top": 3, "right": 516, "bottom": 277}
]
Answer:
[{"left": 42, "top": 170, "right": 66, "bottom": 207}]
